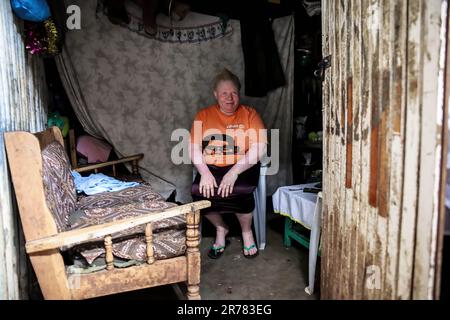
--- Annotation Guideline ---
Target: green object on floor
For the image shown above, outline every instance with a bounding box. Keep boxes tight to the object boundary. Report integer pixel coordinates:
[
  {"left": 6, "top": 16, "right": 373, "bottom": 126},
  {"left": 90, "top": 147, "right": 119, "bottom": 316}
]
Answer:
[{"left": 283, "top": 217, "right": 321, "bottom": 257}]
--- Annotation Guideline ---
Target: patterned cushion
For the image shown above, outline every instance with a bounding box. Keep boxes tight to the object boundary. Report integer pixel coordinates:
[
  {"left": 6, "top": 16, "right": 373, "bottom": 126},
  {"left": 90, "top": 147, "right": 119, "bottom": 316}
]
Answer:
[
  {"left": 76, "top": 184, "right": 165, "bottom": 210},
  {"left": 41, "top": 141, "right": 77, "bottom": 231},
  {"left": 75, "top": 184, "right": 182, "bottom": 233},
  {"left": 69, "top": 200, "right": 186, "bottom": 264}
]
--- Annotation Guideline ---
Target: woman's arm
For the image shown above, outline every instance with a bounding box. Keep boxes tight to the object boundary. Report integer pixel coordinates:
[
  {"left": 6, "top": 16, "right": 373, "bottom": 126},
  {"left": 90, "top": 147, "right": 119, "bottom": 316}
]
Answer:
[
  {"left": 189, "top": 143, "right": 217, "bottom": 198},
  {"left": 217, "top": 142, "right": 267, "bottom": 198}
]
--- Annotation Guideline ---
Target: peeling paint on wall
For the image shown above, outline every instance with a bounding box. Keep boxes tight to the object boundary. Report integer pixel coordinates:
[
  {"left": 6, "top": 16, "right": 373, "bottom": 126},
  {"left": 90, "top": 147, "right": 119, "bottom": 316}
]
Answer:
[{"left": 321, "top": 0, "right": 447, "bottom": 300}]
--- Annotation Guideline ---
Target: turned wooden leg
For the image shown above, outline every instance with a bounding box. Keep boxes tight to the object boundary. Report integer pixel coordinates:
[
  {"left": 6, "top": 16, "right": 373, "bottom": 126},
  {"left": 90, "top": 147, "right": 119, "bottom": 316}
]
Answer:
[
  {"left": 185, "top": 208, "right": 201, "bottom": 300},
  {"left": 145, "top": 223, "right": 155, "bottom": 264},
  {"left": 104, "top": 236, "right": 114, "bottom": 270}
]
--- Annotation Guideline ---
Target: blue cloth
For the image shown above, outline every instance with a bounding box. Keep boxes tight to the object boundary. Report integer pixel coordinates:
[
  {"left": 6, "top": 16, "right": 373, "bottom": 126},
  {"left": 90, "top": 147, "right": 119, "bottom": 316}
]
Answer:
[
  {"left": 71, "top": 171, "right": 139, "bottom": 195},
  {"left": 10, "top": 0, "right": 51, "bottom": 22}
]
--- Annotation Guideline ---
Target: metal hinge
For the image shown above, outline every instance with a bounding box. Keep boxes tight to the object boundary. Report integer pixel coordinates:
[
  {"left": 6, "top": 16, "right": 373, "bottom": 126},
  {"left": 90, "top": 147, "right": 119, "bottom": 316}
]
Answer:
[{"left": 314, "top": 55, "right": 332, "bottom": 81}]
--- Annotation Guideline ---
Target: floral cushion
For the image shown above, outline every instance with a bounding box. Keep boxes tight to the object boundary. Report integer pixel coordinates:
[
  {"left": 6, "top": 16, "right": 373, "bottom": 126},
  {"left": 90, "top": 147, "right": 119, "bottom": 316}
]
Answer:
[{"left": 41, "top": 141, "right": 77, "bottom": 231}]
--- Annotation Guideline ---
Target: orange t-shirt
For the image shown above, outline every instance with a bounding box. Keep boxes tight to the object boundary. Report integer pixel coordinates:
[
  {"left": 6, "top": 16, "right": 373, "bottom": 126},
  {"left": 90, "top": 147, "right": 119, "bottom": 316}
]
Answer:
[{"left": 190, "top": 104, "right": 267, "bottom": 166}]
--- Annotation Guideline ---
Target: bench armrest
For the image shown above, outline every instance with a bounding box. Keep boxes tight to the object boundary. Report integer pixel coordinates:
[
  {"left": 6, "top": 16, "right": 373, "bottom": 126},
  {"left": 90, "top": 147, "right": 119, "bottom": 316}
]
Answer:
[{"left": 25, "top": 200, "right": 210, "bottom": 254}]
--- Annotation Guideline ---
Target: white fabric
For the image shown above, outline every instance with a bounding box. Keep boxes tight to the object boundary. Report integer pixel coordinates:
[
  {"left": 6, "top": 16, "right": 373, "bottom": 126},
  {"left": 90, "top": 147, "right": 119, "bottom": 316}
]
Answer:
[
  {"left": 71, "top": 171, "right": 139, "bottom": 195},
  {"left": 272, "top": 183, "right": 319, "bottom": 229},
  {"left": 305, "top": 192, "right": 322, "bottom": 295}
]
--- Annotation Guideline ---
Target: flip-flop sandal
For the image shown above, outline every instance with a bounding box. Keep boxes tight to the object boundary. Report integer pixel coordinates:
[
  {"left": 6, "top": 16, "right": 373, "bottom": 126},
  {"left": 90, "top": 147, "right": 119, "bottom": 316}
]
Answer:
[
  {"left": 208, "top": 239, "right": 230, "bottom": 259},
  {"left": 243, "top": 244, "right": 259, "bottom": 259}
]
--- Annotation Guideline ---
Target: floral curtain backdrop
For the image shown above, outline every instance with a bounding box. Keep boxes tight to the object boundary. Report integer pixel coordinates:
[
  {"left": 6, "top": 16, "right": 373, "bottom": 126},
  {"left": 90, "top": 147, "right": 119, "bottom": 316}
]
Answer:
[{"left": 57, "top": 0, "right": 294, "bottom": 202}]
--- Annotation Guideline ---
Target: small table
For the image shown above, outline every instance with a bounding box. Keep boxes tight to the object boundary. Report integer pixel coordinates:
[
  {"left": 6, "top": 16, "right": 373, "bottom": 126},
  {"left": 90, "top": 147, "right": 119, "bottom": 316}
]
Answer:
[{"left": 272, "top": 183, "right": 323, "bottom": 295}]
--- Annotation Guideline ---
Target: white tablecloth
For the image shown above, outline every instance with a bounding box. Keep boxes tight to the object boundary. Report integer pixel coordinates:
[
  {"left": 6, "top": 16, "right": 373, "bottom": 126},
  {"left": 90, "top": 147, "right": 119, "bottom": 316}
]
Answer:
[
  {"left": 272, "top": 183, "right": 319, "bottom": 229},
  {"left": 272, "top": 183, "right": 322, "bottom": 295}
]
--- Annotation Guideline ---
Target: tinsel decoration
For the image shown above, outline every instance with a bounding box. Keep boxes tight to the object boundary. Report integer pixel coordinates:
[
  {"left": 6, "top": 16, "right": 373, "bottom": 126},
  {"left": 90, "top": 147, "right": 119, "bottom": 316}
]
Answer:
[
  {"left": 24, "top": 18, "right": 60, "bottom": 56},
  {"left": 43, "top": 18, "right": 58, "bottom": 55}
]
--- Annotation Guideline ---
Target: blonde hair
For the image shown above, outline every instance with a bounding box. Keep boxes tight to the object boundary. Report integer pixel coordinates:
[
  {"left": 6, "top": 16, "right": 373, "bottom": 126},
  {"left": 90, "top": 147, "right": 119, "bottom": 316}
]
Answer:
[{"left": 213, "top": 68, "right": 241, "bottom": 91}]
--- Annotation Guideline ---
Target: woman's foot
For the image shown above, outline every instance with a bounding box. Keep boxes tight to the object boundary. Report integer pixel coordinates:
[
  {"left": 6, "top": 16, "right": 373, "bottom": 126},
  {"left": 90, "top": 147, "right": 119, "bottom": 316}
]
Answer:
[
  {"left": 242, "top": 231, "right": 258, "bottom": 258},
  {"left": 213, "top": 226, "right": 229, "bottom": 252},
  {"left": 208, "top": 226, "right": 229, "bottom": 259}
]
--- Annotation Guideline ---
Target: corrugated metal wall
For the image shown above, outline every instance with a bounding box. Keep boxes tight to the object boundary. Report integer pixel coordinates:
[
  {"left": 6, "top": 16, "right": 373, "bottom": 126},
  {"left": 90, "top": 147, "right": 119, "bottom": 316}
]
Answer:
[
  {"left": 321, "top": 0, "right": 448, "bottom": 299},
  {"left": 0, "top": 2, "right": 47, "bottom": 299}
]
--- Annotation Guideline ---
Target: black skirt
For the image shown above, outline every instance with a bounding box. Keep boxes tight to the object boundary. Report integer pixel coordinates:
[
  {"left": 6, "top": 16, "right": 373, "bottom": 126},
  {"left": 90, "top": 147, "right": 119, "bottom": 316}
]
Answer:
[{"left": 192, "top": 163, "right": 261, "bottom": 214}]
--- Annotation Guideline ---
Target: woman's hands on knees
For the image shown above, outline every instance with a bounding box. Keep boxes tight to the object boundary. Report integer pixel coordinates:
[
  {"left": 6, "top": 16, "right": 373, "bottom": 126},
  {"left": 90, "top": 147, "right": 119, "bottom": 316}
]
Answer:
[
  {"left": 199, "top": 171, "right": 218, "bottom": 198},
  {"left": 218, "top": 171, "right": 238, "bottom": 198}
]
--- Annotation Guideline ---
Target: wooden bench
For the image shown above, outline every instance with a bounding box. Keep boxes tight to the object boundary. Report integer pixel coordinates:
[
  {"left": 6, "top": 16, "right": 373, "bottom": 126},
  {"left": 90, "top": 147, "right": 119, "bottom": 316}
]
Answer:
[{"left": 4, "top": 126, "right": 210, "bottom": 300}]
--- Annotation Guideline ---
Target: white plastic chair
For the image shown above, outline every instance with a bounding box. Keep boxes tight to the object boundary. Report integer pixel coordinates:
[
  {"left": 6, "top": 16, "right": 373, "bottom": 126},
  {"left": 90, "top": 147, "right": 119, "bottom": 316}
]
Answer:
[{"left": 253, "top": 162, "right": 268, "bottom": 250}]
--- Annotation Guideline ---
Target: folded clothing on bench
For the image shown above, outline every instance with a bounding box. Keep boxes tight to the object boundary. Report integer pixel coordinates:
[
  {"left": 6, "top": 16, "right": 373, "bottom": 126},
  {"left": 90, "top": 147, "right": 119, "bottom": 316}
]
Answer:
[{"left": 71, "top": 171, "right": 140, "bottom": 195}]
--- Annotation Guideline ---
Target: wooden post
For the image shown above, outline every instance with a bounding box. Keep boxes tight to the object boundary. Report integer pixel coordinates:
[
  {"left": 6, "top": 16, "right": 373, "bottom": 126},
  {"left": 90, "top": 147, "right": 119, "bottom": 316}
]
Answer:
[
  {"left": 104, "top": 236, "right": 114, "bottom": 270},
  {"left": 145, "top": 223, "right": 155, "bottom": 264},
  {"left": 185, "top": 207, "right": 201, "bottom": 300}
]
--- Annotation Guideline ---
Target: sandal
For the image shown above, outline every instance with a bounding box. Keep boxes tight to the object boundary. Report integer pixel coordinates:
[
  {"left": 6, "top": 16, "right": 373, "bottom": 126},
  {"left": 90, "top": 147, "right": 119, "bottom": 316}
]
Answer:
[
  {"left": 243, "top": 244, "right": 259, "bottom": 259},
  {"left": 208, "top": 239, "right": 230, "bottom": 259}
]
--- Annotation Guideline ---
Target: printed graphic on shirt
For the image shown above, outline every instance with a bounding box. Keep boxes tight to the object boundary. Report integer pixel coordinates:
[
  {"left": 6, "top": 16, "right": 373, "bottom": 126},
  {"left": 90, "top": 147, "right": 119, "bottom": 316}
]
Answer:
[
  {"left": 202, "top": 134, "right": 240, "bottom": 156},
  {"left": 190, "top": 105, "right": 267, "bottom": 166},
  {"left": 201, "top": 132, "right": 246, "bottom": 165}
]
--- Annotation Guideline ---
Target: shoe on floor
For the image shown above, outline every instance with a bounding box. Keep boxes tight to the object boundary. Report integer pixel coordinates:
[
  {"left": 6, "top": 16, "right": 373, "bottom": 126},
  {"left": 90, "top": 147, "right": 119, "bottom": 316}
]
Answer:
[
  {"left": 208, "top": 239, "right": 230, "bottom": 259},
  {"left": 243, "top": 244, "right": 259, "bottom": 259}
]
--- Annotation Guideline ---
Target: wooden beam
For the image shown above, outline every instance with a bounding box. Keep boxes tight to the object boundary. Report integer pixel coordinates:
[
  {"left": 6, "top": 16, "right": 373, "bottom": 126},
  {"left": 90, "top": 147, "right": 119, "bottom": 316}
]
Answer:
[
  {"left": 74, "top": 154, "right": 144, "bottom": 173},
  {"left": 70, "top": 257, "right": 188, "bottom": 299}
]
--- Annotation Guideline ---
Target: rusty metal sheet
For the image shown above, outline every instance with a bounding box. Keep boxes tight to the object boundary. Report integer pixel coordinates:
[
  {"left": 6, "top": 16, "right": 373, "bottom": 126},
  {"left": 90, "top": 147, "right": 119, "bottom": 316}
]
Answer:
[{"left": 0, "top": 1, "right": 47, "bottom": 299}]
